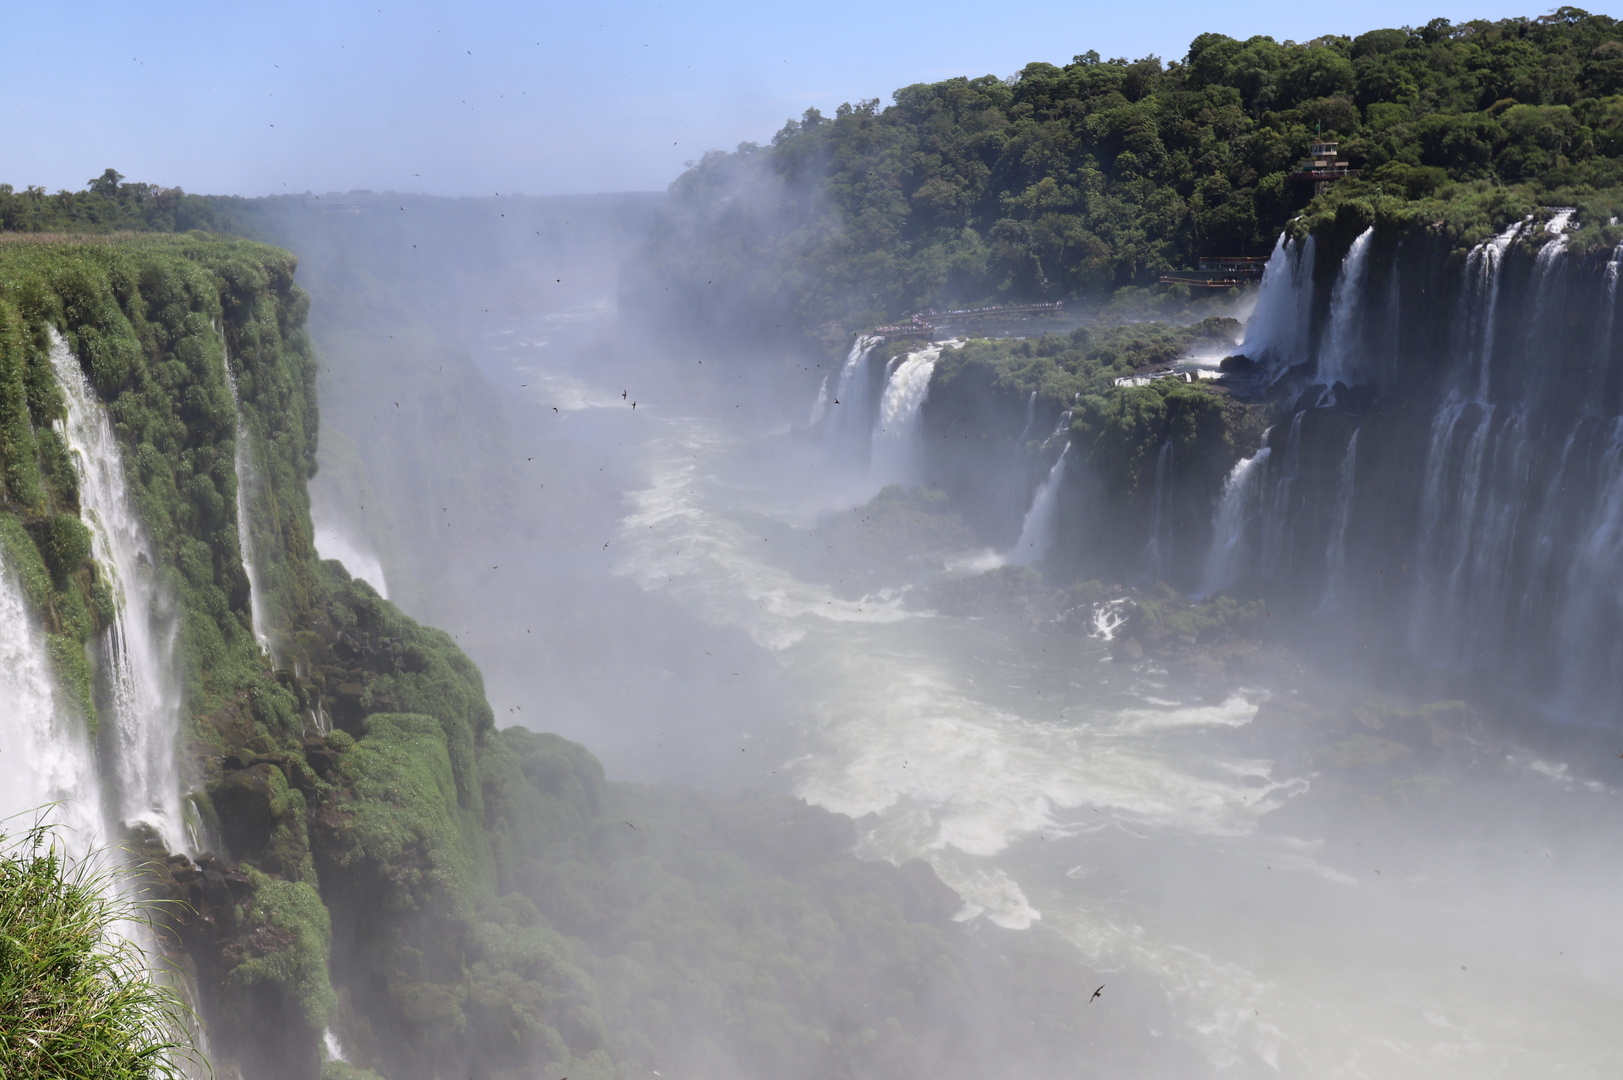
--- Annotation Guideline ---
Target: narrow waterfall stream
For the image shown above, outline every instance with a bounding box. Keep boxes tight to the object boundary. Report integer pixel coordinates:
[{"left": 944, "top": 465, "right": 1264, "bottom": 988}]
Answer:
[
  {"left": 49, "top": 332, "right": 187, "bottom": 854},
  {"left": 220, "top": 334, "right": 271, "bottom": 654},
  {"left": 1005, "top": 444, "right": 1069, "bottom": 566}
]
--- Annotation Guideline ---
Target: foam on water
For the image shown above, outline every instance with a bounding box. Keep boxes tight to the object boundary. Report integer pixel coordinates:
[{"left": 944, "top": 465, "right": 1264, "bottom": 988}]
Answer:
[
  {"left": 584, "top": 373, "right": 1623, "bottom": 1077},
  {"left": 617, "top": 421, "right": 914, "bottom": 651}
]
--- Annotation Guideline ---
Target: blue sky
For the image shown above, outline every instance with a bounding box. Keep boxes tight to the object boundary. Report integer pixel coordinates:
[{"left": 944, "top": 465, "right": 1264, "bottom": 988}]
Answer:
[{"left": 2, "top": 0, "right": 1574, "bottom": 197}]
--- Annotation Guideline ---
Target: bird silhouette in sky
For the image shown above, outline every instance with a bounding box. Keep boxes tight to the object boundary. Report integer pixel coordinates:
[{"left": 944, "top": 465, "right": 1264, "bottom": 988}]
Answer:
[{"left": 1090, "top": 985, "right": 1104, "bottom": 1003}]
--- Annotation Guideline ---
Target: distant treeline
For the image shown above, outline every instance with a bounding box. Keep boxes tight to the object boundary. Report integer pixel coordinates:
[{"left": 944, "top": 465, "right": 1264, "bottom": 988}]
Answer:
[
  {"left": 627, "top": 8, "right": 1623, "bottom": 341},
  {"left": 0, "top": 169, "right": 224, "bottom": 234}
]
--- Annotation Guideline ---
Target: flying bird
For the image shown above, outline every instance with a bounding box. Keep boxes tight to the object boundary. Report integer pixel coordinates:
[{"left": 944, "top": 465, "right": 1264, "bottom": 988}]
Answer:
[{"left": 1090, "top": 985, "right": 1104, "bottom": 1003}]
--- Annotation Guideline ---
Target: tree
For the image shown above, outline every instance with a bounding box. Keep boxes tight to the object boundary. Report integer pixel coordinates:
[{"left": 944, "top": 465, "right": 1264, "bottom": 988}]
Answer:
[{"left": 87, "top": 169, "right": 124, "bottom": 199}]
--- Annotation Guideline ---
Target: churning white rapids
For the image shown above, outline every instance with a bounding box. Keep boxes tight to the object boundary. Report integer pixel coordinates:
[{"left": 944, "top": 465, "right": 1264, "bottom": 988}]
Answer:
[{"left": 462, "top": 318, "right": 1623, "bottom": 1080}]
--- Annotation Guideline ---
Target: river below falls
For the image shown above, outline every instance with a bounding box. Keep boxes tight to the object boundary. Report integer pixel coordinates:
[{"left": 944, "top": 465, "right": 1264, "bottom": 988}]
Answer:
[{"left": 407, "top": 312, "right": 1623, "bottom": 1078}]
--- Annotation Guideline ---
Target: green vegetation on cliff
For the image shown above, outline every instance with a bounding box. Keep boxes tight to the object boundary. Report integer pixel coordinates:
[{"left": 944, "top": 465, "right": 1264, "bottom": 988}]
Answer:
[
  {"left": 0, "top": 235, "right": 318, "bottom": 720},
  {"left": 631, "top": 9, "right": 1623, "bottom": 339}
]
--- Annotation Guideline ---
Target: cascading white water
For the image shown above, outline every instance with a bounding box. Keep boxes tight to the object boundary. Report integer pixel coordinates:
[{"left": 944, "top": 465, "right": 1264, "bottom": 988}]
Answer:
[
  {"left": 1603, "top": 241, "right": 1623, "bottom": 360},
  {"left": 822, "top": 334, "right": 882, "bottom": 459},
  {"left": 1005, "top": 444, "right": 1069, "bottom": 566},
  {"left": 1239, "top": 232, "right": 1315, "bottom": 372},
  {"left": 1258, "top": 411, "right": 1306, "bottom": 576},
  {"left": 1198, "top": 445, "right": 1271, "bottom": 596},
  {"left": 1315, "top": 429, "right": 1359, "bottom": 615},
  {"left": 1464, "top": 218, "right": 1527, "bottom": 399},
  {"left": 220, "top": 336, "right": 271, "bottom": 654},
  {"left": 1013, "top": 390, "right": 1037, "bottom": 459},
  {"left": 869, "top": 342, "right": 942, "bottom": 487},
  {"left": 1317, "top": 226, "right": 1374, "bottom": 389},
  {"left": 807, "top": 374, "right": 829, "bottom": 425},
  {"left": 0, "top": 548, "right": 106, "bottom": 851},
  {"left": 50, "top": 333, "right": 187, "bottom": 853},
  {"left": 1554, "top": 420, "right": 1623, "bottom": 707}
]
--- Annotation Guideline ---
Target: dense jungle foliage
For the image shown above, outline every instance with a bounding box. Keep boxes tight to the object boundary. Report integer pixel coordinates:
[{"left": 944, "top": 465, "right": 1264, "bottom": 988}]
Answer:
[
  {"left": 628, "top": 8, "right": 1623, "bottom": 340},
  {"left": 0, "top": 170, "right": 223, "bottom": 235}
]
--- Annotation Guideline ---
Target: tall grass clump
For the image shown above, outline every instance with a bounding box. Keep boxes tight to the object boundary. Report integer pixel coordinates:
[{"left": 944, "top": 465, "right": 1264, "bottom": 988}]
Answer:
[{"left": 0, "top": 823, "right": 203, "bottom": 1079}]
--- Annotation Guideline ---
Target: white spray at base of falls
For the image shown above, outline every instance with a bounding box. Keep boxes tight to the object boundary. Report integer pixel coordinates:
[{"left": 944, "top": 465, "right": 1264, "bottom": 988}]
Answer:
[
  {"left": 870, "top": 342, "right": 943, "bottom": 488},
  {"left": 220, "top": 337, "right": 271, "bottom": 654},
  {"left": 1318, "top": 226, "right": 1374, "bottom": 389},
  {"left": 0, "top": 548, "right": 106, "bottom": 852},
  {"left": 1198, "top": 444, "right": 1272, "bottom": 596},
  {"left": 1005, "top": 444, "right": 1070, "bottom": 565},
  {"left": 50, "top": 333, "right": 187, "bottom": 853}
]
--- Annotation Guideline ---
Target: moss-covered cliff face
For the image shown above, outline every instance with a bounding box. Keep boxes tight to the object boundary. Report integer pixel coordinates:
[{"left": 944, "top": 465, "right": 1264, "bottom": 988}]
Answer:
[
  {"left": 919, "top": 320, "right": 1261, "bottom": 569},
  {"left": 0, "top": 235, "right": 318, "bottom": 721},
  {"left": 0, "top": 235, "right": 1100, "bottom": 1080}
]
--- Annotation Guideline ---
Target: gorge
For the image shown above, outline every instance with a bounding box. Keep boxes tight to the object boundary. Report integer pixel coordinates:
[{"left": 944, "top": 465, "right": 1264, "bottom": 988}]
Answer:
[{"left": 7, "top": 9, "right": 1623, "bottom": 1080}]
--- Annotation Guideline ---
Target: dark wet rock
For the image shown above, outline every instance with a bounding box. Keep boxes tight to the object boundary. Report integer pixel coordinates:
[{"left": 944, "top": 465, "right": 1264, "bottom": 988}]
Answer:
[{"left": 210, "top": 762, "right": 285, "bottom": 861}]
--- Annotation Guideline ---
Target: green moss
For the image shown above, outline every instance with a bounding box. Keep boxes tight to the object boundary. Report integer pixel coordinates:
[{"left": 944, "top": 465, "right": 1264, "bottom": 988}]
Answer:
[
  {"left": 0, "top": 300, "right": 42, "bottom": 508},
  {"left": 44, "top": 635, "right": 95, "bottom": 733},
  {"left": 321, "top": 1064, "right": 386, "bottom": 1080},
  {"left": 332, "top": 713, "right": 481, "bottom": 917},
  {"left": 0, "top": 513, "right": 51, "bottom": 613},
  {"left": 0, "top": 236, "right": 320, "bottom": 717},
  {"left": 228, "top": 869, "right": 335, "bottom": 1035},
  {"left": 40, "top": 512, "right": 91, "bottom": 583}
]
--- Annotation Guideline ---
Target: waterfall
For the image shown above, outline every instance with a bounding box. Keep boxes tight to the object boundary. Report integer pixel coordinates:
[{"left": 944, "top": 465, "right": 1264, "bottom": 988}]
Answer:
[
  {"left": 1602, "top": 241, "right": 1623, "bottom": 361},
  {"left": 1318, "top": 226, "right": 1374, "bottom": 389},
  {"left": 870, "top": 343, "right": 941, "bottom": 487},
  {"left": 1554, "top": 422, "right": 1623, "bottom": 713},
  {"left": 49, "top": 333, "right": 187, "bottom": 853},
  {"left": 1013, "top": 390, "right": 1037, "bottom": 459},
  {"left": 0, "top": 548, "right": 106, "bottom": 851},
  {"left": 1463, "top": 218, "right": 1526, "bottom": 399},
  {"left": 1315, "top": 429, "right": 1359, "bottom": 614},
  {"left": 822, "top": 334, "right": 882, "bottom": 461},
  {"left": 1144, "top": 439, "right": 1173, "bottom": 582},
  {"left": 1239, "top": 232, "right": 1315, "bottom": 373},
  {"left": 1005, "top": 445, "right": 1070, "bottom": 566},
  {"left": 1257, "top": 412, "right": 1306, "bottom": 577},
  {"left": 220, "top": 336, "right": 271, "bottom": 654},
  {"left": 808, "top": 373, "right": 830, "bottom": 425},
  {"left": 1198, "top": 445, "right": 1272, "bottom": 596}
]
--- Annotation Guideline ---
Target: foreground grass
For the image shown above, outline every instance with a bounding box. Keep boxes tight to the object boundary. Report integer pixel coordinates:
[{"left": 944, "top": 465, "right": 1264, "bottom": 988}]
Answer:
[{"left": 0, "top": 824, "right": 202, "bottom": 1080}]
